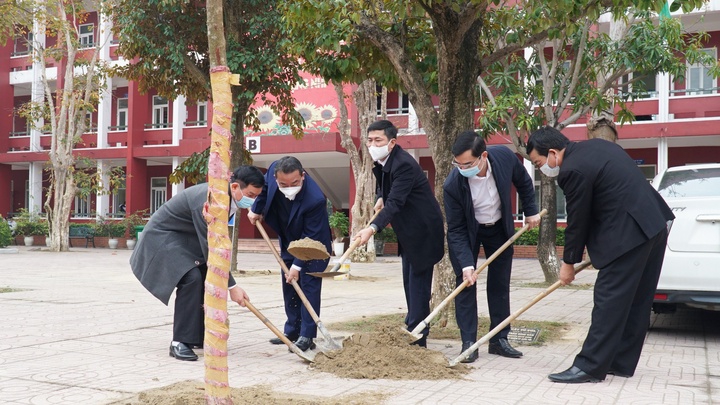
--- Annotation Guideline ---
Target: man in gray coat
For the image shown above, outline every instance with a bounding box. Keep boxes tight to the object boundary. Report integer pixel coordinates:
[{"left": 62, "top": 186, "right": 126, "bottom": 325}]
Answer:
[{"left": 130, "top": 165, "right": 265, "bottom": 361}]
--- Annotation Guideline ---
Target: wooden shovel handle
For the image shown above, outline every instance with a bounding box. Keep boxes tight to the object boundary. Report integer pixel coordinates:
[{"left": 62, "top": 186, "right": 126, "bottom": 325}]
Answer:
[{"left": 327, "top": 209, "right": 382, "bottom": 272}]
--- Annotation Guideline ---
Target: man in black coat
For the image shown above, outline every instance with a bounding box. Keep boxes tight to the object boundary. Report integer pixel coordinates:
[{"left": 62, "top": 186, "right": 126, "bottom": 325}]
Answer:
[
  {"left": 527, "top": 126, "right": 674, "bottom": 383},
  {"left": 248, "top": 156, "right": 332, "bottom": 351},
  {"left": 355, "top": 120, "right": 444, "bottom": 347},
  {"left": 444, "top": 131, "right": 540, "bottom": 363},
  {"left": 130, "top": 165, "right": 265, "bottom": 361}
]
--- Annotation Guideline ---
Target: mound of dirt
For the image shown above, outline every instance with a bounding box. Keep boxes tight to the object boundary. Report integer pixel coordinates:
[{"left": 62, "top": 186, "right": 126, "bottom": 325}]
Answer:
[
  {"left": 311, "top": 326, "right": 469, "bottom": 380},
  {"left": 110, "top": 381, "right": 386, "bottom": 405},
  {"left": 288, "top": 237, "right": 330, "bottom": 260}
]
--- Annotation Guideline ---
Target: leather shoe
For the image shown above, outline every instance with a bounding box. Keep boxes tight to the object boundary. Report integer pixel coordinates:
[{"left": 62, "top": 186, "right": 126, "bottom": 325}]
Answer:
[
  {"left": 169, "top": 342, "right": 198, "bottom": 361},
  {"left": 269, "top": 335, "right": 297, "bottom": 345},
  {"left": 294, "top": 336, "right": 316, "bottom": 352},
  {"left": 488, "top": 338, "right": 523, "bottom": 358},
  {"left": 607, "top": 369, "right": 632, "bottom": 378},
  {"left": 548, "top": 365, "right": 602, "bottom": 383},
  {"left": 460, "top": 341, "right": 478, "bottom": 363}
]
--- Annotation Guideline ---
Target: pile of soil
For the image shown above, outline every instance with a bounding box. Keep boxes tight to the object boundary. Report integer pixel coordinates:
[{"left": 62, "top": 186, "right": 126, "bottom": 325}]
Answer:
[
  {"left": 288, "top": 237, "right": 330, "bottom": 260},
  {"left": 110, "top": 381, "right": 386, "bottom": 405},
  {"left": 311, "top": 326, "right": 469, "bottom": 380}
]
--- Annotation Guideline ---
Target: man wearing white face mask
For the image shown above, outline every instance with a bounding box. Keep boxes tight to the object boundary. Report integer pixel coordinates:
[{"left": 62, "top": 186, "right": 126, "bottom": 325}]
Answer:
[
  {"left": 355, "top": 120, "right": 445, "bottom": 348},
  {"left": 248, "top": 156, "right": 332, "bottom": 351},
  {"left": 130, "top": 165, "right": 264, "bottom": 361},
  {"left": 444, "top": 131, "right": 540, "bottom": 363},
  {"left": 527, "top": 126, "right": 673, "bottom": 384}
]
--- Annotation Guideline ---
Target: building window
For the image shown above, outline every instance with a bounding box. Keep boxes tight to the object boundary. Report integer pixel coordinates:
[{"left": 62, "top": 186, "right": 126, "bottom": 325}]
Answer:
[
  {"left": 619, "top": 73, "right": 657, "bottom": 99},
  {"left": 152, "top": 96, "right": 169, "bottom": 128},
  {"left": 116, "top": 98, "right": 128, "bottom": 130},
  {"left": 74, "top": 195, "right": 92, "bottom": 217},
  {"left": 687, "top": 48, "right": 716, "bottom": 95},
  {"left": 638, "top": 164, "right": 657, "bottom": 182},
  {"left": 79, "top": 24, "right": 94, "bottom": 48},
  {"left": 12, "top": 32, "right": 32, "bottom": 56},
  {"left": 113, "top": 179, "right": 126, "bottom": 215},
  {"left": 376, "top": 87, "right": 410, "bottom": 115},
  {"left": 150, "top": 177, "right": 167, "bottom": 214},
  {"left": 197, "top": 102, "right": 208, "bottom": 126}
]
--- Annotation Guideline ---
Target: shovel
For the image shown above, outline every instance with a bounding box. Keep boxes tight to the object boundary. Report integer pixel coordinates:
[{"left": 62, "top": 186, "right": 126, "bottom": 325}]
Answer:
[
  {"left": 255, "top": 221, "right": 343, "bottom": 350},
  {"left": 244, "top": 300, "right": 315, "bottom": 363},
  {"left": 404, "top": 208, "right": 548, "bottom": 342},
  {"left": 449, "top": 259, "right": 593, "bottom": 367},
  {"left": 308, "top": 210, "right": 382, "bottom": 278}
]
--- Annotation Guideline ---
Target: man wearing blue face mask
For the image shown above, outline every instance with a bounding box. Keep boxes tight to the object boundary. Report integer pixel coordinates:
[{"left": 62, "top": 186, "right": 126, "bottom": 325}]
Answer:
[
  {"left": 444, "top": 131, "right": 540, "bottom": 363},
  {"left": 130, "top": 165, "right": 264, "bottom": 361},
  {"left": 247, "top": 156, "right": 332, "bottom": 351}
]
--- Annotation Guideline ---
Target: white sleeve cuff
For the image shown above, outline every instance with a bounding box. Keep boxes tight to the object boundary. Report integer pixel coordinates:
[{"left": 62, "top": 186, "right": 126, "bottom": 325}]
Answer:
[
  {"left": 462, "top": 266, "right": 475, "bottom": 273},
  {"left": 290, "top": 264, "right": 302, "bottom": 272},
  {"left": 228, "top": 284, "right": 236, "bottom": 289}
]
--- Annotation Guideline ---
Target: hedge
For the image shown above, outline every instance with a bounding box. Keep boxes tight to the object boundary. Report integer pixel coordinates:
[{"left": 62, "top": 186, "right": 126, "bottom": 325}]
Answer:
[{"left": 514, "top": 227, "right": 565, "bottom": 246}]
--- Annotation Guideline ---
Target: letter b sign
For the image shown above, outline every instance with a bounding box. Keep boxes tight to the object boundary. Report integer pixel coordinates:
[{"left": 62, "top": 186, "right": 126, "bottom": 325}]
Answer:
[{"left": 245, "top": 137, "right": 261, "bottom": 153}]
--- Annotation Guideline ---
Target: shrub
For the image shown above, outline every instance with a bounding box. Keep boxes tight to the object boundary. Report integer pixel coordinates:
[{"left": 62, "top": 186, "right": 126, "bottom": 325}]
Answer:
[
  {"left": 94, "top": 218, "right": 126, "bottom": 237},
  {"left": 377, "top": 226, "right": 397, "bottom": 243},
  {"left": 14, "top": 209, "right": 48, "bottom": 236},
  {"left": 514, "top": 227, "right": 565, "bottom": 246},
  {"left": 328, "top": 211, "right": 349, "bottom": 242},
  {"left": 0, "top": 216, "right": 12, "bottom": 248}
]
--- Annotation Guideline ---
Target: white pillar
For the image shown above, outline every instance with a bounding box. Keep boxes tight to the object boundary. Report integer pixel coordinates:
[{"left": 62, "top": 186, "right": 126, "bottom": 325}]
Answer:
[
  {"left": 406, "top": 148, "right": 420, "bottom": 163},
  {"left": 407, "top": 101, "right": 419, "bottom": 134},
  {"left": 657, "top": 72, "right": 670, "bottom": 122},
  {"left": 96, "top": 160, "right": 111, "bottom": 217},
  {"left": 30, "top": 18, "right": 46, "bottom": 152},
  {"left": 172, "top": 96, "right": 186, "bottom": 145},
  {"left": 96, "top": 11, "right": 113, "bottom": 149},
  {"left": 172, "top": 157, "right": 185, "bottom": 197},
  {"left": 28, "top": 162, "right": 43, "bottom": 214},
  {"left": 657, "top": 137, "right": 669, "bottom": 174},
  {"left": 524, "top": 158, "right": 535, "bottom": 181}
]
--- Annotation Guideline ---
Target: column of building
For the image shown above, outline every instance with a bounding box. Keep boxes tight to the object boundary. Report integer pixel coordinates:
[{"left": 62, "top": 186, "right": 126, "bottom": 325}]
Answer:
[
  {"left": 27, "top": 16, "right": 46, "bottom": 214},
  {"left": 0, "top": 39, "right": 13, "bottom": 216},
  {"left": 95, "top": 9, "right": 113, "bottom": 218}
]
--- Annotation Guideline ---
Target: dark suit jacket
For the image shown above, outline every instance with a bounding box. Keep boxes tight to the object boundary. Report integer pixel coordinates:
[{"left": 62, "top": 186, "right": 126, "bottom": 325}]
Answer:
[
  {"left": 559, "top": 139, "right": 674, "bottom": 268},
  {"left": 130, "top": 183, "right": 236, "bottom": 305},
  {"left": 444, "top": 146, "right": 539, "bottom": 273},
  {"left": 251, "top": 161, "right": 332, "bottom": 272},
  {"left": 371, "top": 145, "right": 444, "bottom": 268}
]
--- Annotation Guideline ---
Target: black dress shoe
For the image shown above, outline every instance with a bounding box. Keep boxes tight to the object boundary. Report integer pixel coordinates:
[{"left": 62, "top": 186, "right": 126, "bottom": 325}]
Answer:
[
  {"left": 548, "top": 365, "right": 602, "bottom": 383},
  {"left": 607, "top": 369, "right": 632, "bottom": 378},
  {"left": 269, "top": 335, "right": 297, "bottom": 345},
  {"left": 294, "top": 336, "right": 316, "bottom": 351},
  {"left": 169, "top": 342, "right": 198, "bottom": 361},
  {"left": 460, "top": 341, "right": 478, "bottom": 363},
  {"left": 488, "top": 338, "right": 523, "bottom": 358}
]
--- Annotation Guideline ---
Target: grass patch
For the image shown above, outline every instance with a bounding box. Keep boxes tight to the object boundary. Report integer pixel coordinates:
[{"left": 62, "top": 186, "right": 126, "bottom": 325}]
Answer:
[
  {"left": 328, "top": 313, "right": 567, "bottom": 346},
  {"left": 520, "top": 282, "right": 594, "bottom": 290}
]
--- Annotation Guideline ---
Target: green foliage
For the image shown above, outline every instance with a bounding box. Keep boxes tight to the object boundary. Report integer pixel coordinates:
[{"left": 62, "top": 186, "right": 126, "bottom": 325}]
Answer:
[
  {"left": 0, "top": 215, "right": 12, "bottom": 248},
  {"left": 328, "top": 211, "right": 349, "bottom": 241},
  {"left": 93, "top": 217, "right": 126, "bottom": 238},
  {"left": 376, "top": 226, "right": 397, "bottom": 243},
  {"left": 120, "top": 210, "right": 148, "bottom": 239},
  {"left": 14, "top": 209, "right": 48, "bottom": 236},
  {"left": 169, "top": 149, "right": 209, "bottom": 185},
  {"left": 515, "top": 227, "right": 565, "bottom": 246}
]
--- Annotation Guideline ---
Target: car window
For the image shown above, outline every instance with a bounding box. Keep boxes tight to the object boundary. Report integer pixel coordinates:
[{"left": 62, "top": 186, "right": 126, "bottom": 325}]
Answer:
[{"left": 657, "top": 167, "right": 720, "bottom": 198}]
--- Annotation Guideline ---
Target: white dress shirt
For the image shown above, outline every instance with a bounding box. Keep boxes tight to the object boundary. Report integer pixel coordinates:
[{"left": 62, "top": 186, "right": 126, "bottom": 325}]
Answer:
[{"left": 468, "top": 160, "right": 502, "bottom": 225}]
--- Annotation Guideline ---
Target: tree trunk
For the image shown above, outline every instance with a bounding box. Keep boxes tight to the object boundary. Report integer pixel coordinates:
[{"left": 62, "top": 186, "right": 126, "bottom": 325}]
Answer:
[
  {"left": 204, "top": 0, "right": 234, "bottom": 402},
  {"left": 536, "top": 175, "right": 560, "bottom": 283},
  {"left": 334, "top": 80, "right": 377, "bottom": 262}
]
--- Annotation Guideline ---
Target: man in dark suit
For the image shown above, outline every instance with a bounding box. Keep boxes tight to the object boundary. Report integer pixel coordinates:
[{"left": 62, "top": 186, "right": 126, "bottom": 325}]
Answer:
[
  {"left": 247, "top": 156, "right": 332, "bottom": 352},
  {"left": 130, "top": 165, "right": 265, "bottom": 361},
  {"left": 527, "top": 126, "right": 674, "bottom": 383},
  {"left": 444, "top": 131, "right": 541, "bottom": 363},
  {"left": 355, "top": 120, "right": 444, "bottom": 347}
]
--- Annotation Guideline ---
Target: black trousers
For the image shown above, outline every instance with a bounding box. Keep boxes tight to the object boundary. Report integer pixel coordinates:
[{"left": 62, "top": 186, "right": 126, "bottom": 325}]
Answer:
[
  {"left": 573, "top": 228, "right": 669, "bottom": 379},
  {"left": 401, "top": 253, "right": 434, "bottom": 345},
  {"left": 281, "top": 258, "right": 323, "bottom": 339},
  {"left": 454, "top": 221, "right": 513, "bottom": 343},
  {"left": 173, "top": 265, "right": 206, "bottom": 345}
]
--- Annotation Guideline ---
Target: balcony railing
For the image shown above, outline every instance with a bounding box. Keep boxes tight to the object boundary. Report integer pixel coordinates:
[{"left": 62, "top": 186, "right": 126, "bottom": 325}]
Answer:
[
  {"left": 183, "top": 120, "right": 207, "bottom": 127},
  {"left": 144, "top": 123, "right": 171, "bottom": 129}
]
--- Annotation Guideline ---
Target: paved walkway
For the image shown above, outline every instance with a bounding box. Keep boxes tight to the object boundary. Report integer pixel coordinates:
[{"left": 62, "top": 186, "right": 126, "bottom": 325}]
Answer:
[{"left": 0, "top": 247, "right": 718, "bottom": 404}]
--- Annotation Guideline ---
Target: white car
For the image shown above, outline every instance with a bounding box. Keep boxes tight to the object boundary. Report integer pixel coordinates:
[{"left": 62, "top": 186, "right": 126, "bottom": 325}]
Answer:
[{"left": 651, "top": 163, "right": 720, "bottom": 313}]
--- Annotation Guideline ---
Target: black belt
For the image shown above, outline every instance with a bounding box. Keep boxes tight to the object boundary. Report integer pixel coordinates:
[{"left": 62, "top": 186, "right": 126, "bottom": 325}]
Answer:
[{"left": 479, "top": 220, "right": 497, "bottom": 227}]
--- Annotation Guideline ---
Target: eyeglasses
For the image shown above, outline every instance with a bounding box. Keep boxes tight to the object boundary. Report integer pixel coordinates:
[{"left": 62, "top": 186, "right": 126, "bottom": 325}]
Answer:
[{"left": 451, "top": 157, "right": 480, "bottom": 170}]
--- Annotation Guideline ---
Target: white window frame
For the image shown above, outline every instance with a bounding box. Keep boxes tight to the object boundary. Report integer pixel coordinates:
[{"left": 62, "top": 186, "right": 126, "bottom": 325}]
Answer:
[
  {"left": 619, "top": 72, "right": 658, "bottom": 99},
  {"left": 79, "top": 23, "right": 94, "bottom": 48},
  {"left": 12, "top": 32, "right": 32, "bottom": 56},
  {"left": 687, "top": 48, "right": 717, "bottom": 96},
  {"left": 152, "top": 96, "right": 169, "bottom": 128},
  {"left": 116, "top": 98, "right": 128, "bottom": 130},
  {"left": 74, "top": 194, "right": 92, "bottom": 217},
  {"left": 197, "top": 102, "right": 208, "bottom": 126},
  {"left": 150, "top": 177, "right": 167, "bottom": 214},
  {"left": 113, "top": 179, "right": 126, "bottom": 214}
]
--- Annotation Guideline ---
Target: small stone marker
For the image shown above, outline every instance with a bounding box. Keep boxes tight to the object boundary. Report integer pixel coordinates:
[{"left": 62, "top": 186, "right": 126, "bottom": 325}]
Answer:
[{"left": 507, "top": 327, "right": 540, "bottom": 344}]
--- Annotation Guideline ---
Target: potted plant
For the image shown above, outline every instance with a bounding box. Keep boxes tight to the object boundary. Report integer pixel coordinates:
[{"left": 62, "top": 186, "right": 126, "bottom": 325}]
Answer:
[
  {"left": 328, "top": 211, "right": 349, "bottom": 256},
  {"left": 95, "top": 217, "right": 125, "bottom": 249},
  {"left": 121, "top": 210, "right": 147, "bottom": 250},
  {"left": 14, "top": 209, "right": 48, "bottom": 246},
  {"left": 375, "top": 226, "right": 397, "bottom": 256}
]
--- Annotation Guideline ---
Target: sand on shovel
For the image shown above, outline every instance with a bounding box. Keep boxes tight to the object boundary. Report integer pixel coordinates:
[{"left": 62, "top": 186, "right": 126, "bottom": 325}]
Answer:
[
  {"left": 288, "top": 237, "right": 330, "bottom": 260},
  {"left": 311, "top": 326, "right": 469, "bottom": 380}
]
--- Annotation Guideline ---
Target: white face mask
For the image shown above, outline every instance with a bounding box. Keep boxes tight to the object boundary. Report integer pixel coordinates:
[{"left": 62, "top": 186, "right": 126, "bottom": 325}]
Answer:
[
  {"left": 279, "top": 185, "right": 302, "bottom": 200},
  {"left": 540, "top": 152, "right": 560, "bottom": 178},
  {"left": 368, "top": 144, "right": 391, "bottom": 162}
]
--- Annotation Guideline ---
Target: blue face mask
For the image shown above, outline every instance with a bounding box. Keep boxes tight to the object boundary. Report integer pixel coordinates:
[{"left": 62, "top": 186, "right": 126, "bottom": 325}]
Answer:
[
  {"left": 235, "top": 193, "right": 255, "bottom": 209},
  {"left": 458, "top": 165, "right": 480, "bottom": 178}
]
